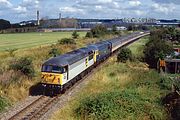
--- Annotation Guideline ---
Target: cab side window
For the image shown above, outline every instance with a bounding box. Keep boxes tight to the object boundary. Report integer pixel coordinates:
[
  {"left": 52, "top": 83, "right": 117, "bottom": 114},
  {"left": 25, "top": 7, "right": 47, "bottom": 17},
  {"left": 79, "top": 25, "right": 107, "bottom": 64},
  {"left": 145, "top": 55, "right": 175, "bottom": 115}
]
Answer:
[{"left": 89, "top": 54, "right": 93, "bottom": 60}]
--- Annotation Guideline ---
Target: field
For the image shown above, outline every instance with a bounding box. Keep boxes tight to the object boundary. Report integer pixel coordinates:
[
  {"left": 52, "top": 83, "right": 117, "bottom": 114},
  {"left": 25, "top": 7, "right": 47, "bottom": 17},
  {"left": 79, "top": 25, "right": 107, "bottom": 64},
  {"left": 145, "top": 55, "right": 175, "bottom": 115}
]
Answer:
[{"left": 0, "top": 32, "right": 86, "bottom": 51}]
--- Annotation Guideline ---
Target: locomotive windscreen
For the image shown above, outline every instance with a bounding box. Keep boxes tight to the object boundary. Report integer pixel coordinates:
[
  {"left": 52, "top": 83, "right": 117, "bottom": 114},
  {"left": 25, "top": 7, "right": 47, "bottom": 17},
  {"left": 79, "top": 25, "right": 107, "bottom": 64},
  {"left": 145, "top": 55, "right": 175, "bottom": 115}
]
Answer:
[{"left": 42, "top": 65, "right": 66, "bottom": 73}]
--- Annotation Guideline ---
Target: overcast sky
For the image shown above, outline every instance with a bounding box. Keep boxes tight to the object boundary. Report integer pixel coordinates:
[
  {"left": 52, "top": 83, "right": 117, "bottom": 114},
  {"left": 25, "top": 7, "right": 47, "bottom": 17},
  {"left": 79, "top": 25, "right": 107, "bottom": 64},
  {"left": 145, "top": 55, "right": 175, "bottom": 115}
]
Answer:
[{"left": 0, "top": 0, "right": 180, "bottom": 23}]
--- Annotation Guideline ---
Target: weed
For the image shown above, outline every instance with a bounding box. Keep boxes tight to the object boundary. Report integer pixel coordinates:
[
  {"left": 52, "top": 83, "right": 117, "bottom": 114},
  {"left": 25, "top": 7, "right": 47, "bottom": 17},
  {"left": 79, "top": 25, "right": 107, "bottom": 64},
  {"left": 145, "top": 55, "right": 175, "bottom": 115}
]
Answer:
[{"left": 0, "top": 96, "right": 9, "bottom": 112}]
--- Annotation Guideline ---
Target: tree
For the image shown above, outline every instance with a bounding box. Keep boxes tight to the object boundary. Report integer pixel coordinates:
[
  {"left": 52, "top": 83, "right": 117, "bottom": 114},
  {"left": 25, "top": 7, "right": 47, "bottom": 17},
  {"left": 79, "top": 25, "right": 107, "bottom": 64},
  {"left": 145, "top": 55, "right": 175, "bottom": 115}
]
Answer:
[
  {"left": 112, "top": 25, "right": 120, "bottom": 35},
  {"left": 117, "top": 48, "right": 133, "bottom": 63},
  {"left": 72, "top": 31, "right": 79, "bottom": 39},
  {"left": 112, "top": 25, "right": 117, "bottom": 33},
  {"left": 144, "top": 30, "right": 173, "bottom": 68},
  {"left": 0, "top": 19, "right": 11, "bottom": 30},
  {"left": 127, "top": 25, "right": 133, "bottom": 31}
]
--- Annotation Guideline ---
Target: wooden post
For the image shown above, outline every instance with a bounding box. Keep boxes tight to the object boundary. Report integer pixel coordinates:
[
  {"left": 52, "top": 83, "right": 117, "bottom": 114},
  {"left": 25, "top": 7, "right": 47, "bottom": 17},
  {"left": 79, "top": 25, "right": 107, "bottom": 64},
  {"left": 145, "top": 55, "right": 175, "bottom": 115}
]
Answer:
[{"left": 175, "top": 62, "right": 177, "bottom": 74}]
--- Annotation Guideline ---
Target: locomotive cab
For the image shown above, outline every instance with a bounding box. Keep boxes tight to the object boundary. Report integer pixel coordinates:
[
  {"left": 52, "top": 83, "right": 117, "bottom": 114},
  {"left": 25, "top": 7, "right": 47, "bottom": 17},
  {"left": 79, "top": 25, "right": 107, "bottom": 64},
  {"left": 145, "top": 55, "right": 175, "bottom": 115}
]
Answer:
[{"left": 41, "top": 65, "right": 68, "bottom": 86}]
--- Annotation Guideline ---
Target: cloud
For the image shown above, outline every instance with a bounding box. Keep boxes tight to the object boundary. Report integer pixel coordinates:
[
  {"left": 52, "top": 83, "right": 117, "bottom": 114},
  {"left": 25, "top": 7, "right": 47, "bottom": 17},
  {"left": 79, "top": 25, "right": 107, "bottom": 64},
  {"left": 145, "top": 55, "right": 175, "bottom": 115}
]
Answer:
[
  {"left": 152, "top": 3, "right": 175, "bottom": 14},
  {"left": 129, "top": 0, "right": 141, "bottom": 7},
  {"left": 13, "top": 6, "right": 27, "bottom": 14},
  {"left": 61, "top": 7, "right": 84, "bottom": 13},
  {"left": 0, "top": 0, "right": 12, "bottom": 9},
  {"left": 0, "top": 0, "right": 179, "bottom": 23},
  {"left": 152, "top": 0, "right": 180, "bottom": 4}
]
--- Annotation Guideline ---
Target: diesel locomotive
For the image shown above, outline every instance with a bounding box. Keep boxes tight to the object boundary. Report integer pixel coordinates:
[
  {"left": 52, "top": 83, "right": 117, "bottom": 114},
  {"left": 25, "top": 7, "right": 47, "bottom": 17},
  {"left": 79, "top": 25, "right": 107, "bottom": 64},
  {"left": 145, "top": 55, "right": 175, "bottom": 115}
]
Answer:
[{"left": 41, "top": 31, "right": 150, "bottom": 94}]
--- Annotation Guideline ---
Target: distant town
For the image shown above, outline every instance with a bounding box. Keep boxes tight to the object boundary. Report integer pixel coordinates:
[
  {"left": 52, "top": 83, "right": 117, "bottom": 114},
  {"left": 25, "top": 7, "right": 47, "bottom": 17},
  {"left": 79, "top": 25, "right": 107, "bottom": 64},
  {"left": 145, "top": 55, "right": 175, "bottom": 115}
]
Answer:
[
  {"left": 12, "top": 17, "right": 180, "bottom": 28},
  {"left": 0, "top": 11, "right": 180, "bottom": 33}
]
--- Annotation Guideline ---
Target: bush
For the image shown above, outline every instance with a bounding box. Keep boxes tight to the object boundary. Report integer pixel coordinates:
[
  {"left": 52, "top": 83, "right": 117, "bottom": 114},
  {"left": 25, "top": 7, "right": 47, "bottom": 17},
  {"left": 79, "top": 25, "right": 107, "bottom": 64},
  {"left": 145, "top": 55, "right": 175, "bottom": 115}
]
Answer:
[
  {"left": 91, "top": 25, "right": 108, "bottom": 38},
  {"left": 9, "top": 57, "right": 35, "bottom": 78},
  {"left": 5, "top": 48, "right": 18, "bottom": 57},
  {"left": 117, "top": 48, "right": 133, "bottom": 63},
  {"left": 58, "top": 38, "right": 76, "bottom": 44},
  {"left": 85, "top": 31, "right": 93, "bottom": 38},
  {"left": 111, "top": 25, "right": 121, "bottom": 35},
  {"left": 75, "top": 89, "right": 165, "bottom": 120},
  {"left": 49, "top": 48, "right": 61, "bottom": 57},
  {"left": 72, "top": 31, "right": 79, "bottom": 39}
]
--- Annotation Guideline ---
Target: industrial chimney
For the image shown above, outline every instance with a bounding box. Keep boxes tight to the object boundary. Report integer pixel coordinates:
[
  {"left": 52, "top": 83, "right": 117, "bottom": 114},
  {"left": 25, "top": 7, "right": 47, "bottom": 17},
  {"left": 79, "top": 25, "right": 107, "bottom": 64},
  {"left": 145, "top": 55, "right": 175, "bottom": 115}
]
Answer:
[
  {"left": 37, "top": 10, "right": 40, "bottom": 26},
  {"left": 59, "top": 13, "right": 62, "bottom": 22}
]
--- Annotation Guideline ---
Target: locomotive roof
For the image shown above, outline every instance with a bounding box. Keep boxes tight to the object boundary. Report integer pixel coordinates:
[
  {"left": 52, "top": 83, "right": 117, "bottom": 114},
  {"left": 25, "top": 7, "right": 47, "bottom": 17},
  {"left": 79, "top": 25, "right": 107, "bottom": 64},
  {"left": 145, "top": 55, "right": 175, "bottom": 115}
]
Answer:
[
  {"left": 43, "top": 47, "right": 93, "bottom": 66},
  {"left": 43, "top": 31, "right": 148, "bottom": 67},
  {"left": 87, "top": 41, "right": 110, "bottom": 49},
  {"left": 107, "top": 32, "right": 142, "bottom": 43}
]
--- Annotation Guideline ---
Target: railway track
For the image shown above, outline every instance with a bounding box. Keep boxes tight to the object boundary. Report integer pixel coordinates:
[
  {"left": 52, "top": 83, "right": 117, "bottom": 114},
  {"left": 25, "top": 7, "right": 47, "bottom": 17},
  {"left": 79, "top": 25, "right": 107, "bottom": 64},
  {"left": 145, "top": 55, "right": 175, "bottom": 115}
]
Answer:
[{"left": 8, "top": 96, "right": 55, "bottom": 120}]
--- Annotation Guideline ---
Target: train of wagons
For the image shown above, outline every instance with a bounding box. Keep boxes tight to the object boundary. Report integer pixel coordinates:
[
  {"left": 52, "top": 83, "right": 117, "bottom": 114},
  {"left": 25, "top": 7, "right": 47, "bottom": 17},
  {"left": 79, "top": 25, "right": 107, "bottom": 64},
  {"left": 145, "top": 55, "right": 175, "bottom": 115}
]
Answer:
[{"left": 41, "top": 31, "right": 150, "bottom": 94}]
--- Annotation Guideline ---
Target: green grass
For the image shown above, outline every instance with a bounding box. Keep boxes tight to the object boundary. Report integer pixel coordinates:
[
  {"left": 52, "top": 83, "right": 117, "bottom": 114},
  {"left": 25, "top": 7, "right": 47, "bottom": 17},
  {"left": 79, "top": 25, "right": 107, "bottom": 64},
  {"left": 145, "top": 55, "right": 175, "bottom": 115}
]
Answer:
[
  {"left": 0, "top": 96, "right": 9, "bottom": 112},
  {"left": 128, "top": 36, "right": 149, "bottom": 58},
  {"left": 0, "top": 32, "right": 86, "bottom": 51}
]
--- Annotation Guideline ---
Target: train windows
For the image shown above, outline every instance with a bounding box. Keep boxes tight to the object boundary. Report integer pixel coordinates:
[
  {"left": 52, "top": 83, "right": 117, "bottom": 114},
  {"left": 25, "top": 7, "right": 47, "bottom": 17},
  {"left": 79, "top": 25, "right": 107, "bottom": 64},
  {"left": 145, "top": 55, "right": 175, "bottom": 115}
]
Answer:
[
  {"left": 42, "top": 65, "right": 66, "bottom": 73},
  {"left": 89, "top": 54, "right": 93, "bottom": 60},
  {"left": 42, "top": 65, "right": 52, "bottom": 72},
  {"left": 52, "top": 66, "right": 63, "bottom": 73}
]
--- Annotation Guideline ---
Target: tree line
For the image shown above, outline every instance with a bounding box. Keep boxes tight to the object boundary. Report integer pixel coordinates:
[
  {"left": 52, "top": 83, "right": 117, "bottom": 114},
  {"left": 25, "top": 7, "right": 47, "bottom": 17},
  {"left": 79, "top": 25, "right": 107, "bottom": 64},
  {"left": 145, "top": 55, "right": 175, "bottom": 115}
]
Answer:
[{"left": 0, "top": 19, "right": 36, "bottom": 30}]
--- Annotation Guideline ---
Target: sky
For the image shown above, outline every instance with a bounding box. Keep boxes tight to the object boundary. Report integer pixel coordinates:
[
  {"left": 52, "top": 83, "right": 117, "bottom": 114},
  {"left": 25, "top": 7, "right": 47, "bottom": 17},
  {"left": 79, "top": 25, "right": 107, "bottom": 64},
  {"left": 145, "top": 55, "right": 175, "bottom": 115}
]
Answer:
[{"left": 0, "top": 0, "right": 180, "bottom": 23}]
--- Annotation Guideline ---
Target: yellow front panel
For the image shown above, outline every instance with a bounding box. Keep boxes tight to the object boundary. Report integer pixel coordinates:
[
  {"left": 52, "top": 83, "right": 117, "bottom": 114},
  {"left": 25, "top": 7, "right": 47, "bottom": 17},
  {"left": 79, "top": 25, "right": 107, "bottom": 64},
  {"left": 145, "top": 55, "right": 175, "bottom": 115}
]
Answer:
[
  {"left": 93, "top": 51, "right": 98, "bottom": 62},
  {"left": 41, "top": 72, "right": 63, "bottom": 85}
]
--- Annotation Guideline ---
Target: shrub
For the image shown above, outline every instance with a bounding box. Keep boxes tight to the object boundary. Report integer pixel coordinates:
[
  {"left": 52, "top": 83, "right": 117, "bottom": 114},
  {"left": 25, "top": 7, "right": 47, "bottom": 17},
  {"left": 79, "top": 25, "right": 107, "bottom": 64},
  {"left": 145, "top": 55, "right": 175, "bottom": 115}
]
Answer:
[
  {"left": 91, "top": 25, "right": 108, "bottom": 38},
  {"left": 117, "top": 48, "right": 133, "bottom": 63},
  {"left": 5, "top": 48, "right": 18, "bottom": 57},
  {"left": 72, "top": 31, "right": 79, "bottom": 39},
  {"left": 75, "top": 92, "right": 121, "bottom": 119},
  {"left": 75, "top": 89, "right": 165, "bottom": 120},
  {"left": 9, "top": 57, "right": 35, "bottom": 78},
  {"left": 111, "top": 25, "right": 121, "bottom": 35},
  {"left": 85, "top": 31, "right": 93, "bottom": 38},
  {"left": 58, "top": 38, "right": 76, "bottom": 44},
  {"left": 49, "top": 48, "right": 61, "bottom": 57}
]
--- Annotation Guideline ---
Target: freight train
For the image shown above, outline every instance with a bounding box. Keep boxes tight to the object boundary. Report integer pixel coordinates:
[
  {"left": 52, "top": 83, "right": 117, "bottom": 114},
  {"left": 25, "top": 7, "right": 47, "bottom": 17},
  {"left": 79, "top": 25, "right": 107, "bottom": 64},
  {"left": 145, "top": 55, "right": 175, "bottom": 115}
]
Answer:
[{"left": 41, "top": 31, "right": 150, "bottom": 95}]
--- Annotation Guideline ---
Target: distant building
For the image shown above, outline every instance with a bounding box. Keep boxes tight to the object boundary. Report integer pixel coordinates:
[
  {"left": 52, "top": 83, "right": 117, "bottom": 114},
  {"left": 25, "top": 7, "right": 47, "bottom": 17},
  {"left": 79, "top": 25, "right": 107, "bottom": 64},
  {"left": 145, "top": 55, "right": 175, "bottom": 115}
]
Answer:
[
  {"left": 159, "top": 48, "right": 180, "bottom": 74},
  {"left": 116, "top": 26, "right": 127, "bottom": 31}
]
